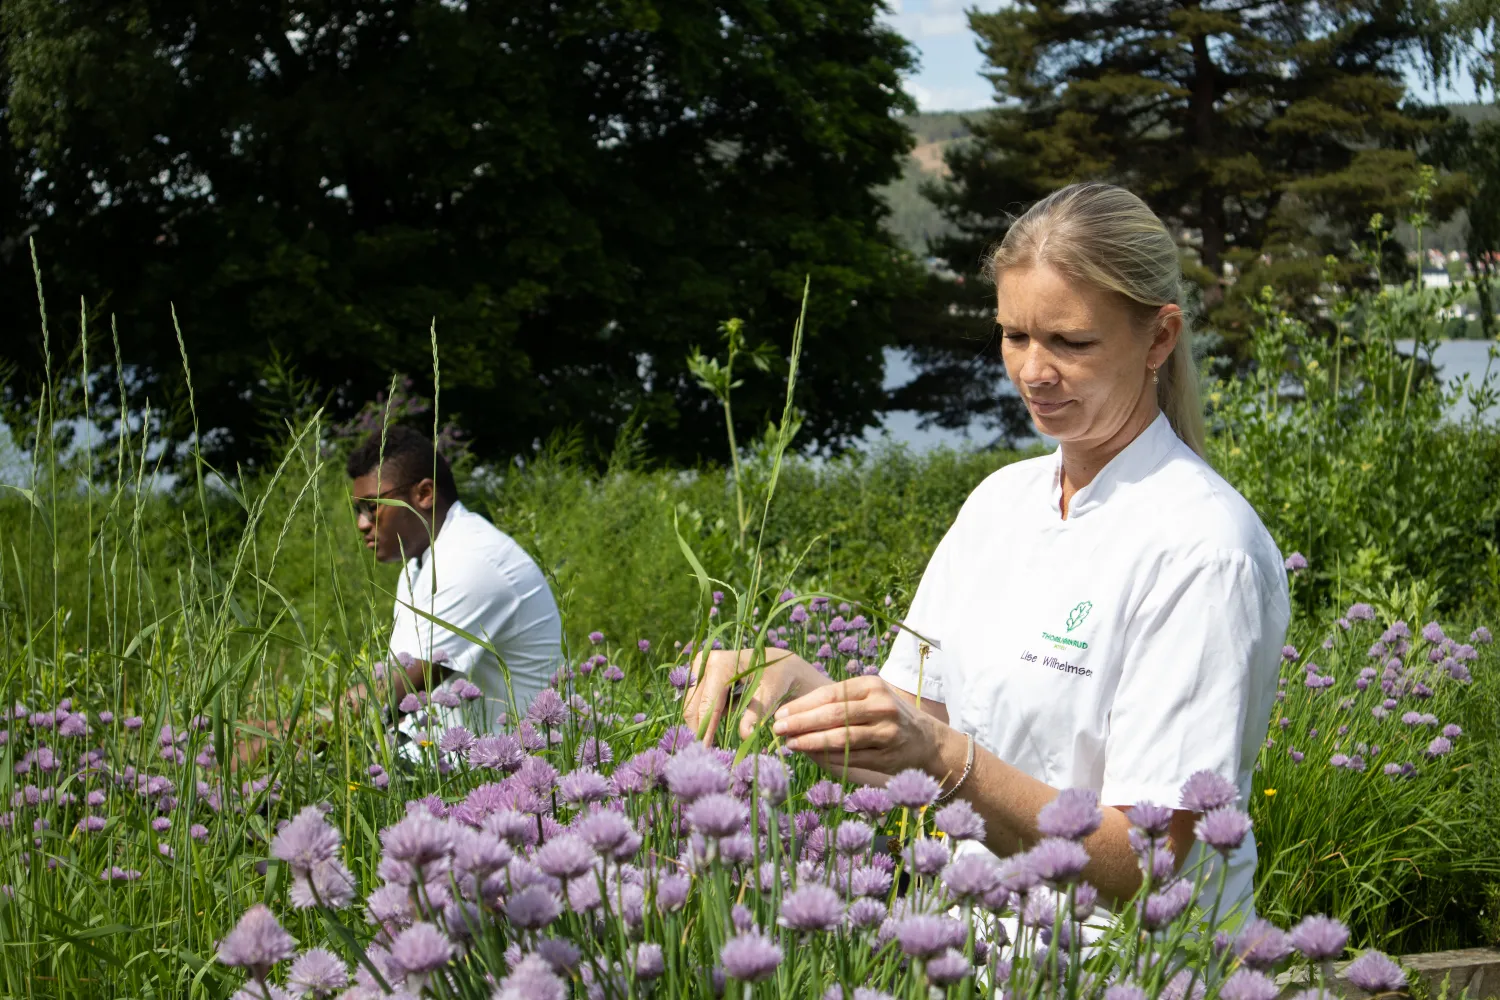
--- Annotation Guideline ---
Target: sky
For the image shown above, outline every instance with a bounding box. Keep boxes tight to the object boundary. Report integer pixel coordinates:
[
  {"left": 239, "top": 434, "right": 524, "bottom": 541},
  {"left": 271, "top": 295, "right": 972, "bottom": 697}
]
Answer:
[{"left": 884, "top": 0, "right": 1484, "bottom": 112}]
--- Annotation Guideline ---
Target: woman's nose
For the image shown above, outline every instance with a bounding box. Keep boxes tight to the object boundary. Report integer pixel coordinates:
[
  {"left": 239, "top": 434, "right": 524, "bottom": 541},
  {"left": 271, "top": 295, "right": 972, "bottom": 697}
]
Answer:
[{"left": 1017, "top": 345, "right": 1058, "bottom": 387}]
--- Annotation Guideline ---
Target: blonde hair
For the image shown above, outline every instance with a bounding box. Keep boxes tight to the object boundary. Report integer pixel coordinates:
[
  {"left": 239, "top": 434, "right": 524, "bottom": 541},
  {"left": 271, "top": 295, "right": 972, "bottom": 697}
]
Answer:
[{"left": 986, "top": 182, "right": 1206, "bottom": 457}]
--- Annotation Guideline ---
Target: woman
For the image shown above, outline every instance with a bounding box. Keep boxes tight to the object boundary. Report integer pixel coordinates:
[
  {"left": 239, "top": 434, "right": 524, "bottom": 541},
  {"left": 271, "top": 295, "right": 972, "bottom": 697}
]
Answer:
[{"left": 685, "top": 182, "right": 1290, "bottom": 923}]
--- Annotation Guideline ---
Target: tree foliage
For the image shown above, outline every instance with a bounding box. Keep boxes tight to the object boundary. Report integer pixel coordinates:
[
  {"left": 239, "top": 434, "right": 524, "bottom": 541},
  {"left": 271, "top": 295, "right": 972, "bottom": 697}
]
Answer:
[
  {"left": 912, "top": 0, "right": 1469, "bottom": 416},
  {"left": 0, "top": 0, "right": 918, "bottom": 468}
]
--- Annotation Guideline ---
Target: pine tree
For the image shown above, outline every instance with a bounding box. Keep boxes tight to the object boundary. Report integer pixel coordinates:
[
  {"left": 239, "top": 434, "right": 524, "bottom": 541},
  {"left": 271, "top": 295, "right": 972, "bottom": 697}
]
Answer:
[{"left": 924, "top": 0, "right": 1468, "bottom": 355}]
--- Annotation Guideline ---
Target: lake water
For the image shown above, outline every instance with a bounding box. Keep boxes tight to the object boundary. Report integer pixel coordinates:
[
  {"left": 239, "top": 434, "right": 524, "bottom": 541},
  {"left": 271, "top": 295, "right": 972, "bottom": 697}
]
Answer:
[{"left": 1394, "top": 339, "right": 1500, "bottom": 424}]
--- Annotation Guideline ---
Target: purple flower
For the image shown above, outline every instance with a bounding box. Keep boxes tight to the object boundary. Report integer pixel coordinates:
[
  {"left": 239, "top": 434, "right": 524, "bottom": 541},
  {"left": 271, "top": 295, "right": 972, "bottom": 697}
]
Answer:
[
  {"left": 58, "top": 714, "right": 88, "bottom": 738},
  {"left": 843, "top": 786, "right": 892, "bottom": 818},
  {"left": 847, "top": 897, "right": 888, "bottom": 929},
  {"left": 1234, "top": 918, "right": 1294, "bottom": 969},
  {"left": 665, "top": 746, "right": 730, "bottom": 802},
  {"left": 123, "top": 716, "right": 144, "bottom": 731},
  {"left": 634, "top": 942, "right": 664, "bottom": 979},
  {"left": 1345, "top": 951, "right": 1406, "bottom": 992},
  {"left": 1027, "top": 837, "right": 1090, "bottom": 884},
  {"left": 217, "top": 904, "right": 296, "bottom": 979},
  {"left": 380, "top": 813, "right": 453, "bottom": 872},
  {"left": 835, "top": 819, "right": 875, "bottom": 855},
  {"left": 1195, "top": 807, "right": 1252, "bottom": 854},
  {"left": 656, "top": 874, "right": 692, "bottom": 912},
  {"left": 534, "top": 834, "right": 596, "bottom": 880},
  {"left": 526, "top": 688, "right": 570, "bottom": 727},
  {"left": 1142, "top": 878, "right": 1193, "bottom": 930},
  {"left": 271, "top": 806, "right": 342, "bottom": 877},
  {"left": 1127, "top": 802, "right": 1173, "bottom": 836},
  {"left": 1426, "top": 736, "right": 1453, "bottom": 758},
  {"left": 1289, "top": 914, "right": 1349, "bottom": 960},
  {"left": 190, "top": 824, "right": 209, "bottom": 842},
  {"left": 687, "top": 793, "right": 748, "bottom": 839},
  {"left": 904, "top": 837, "right": 951, "bottom": 876},
  {"left": 779, "top": 884, "right": 844, "bottom": 931},
  {"left": 1037, "top": 788, "right": 1102, "bottom": 840},
  {"left": 574, "top": 810, "right": 636, "bottom": 856},
  {"left": 453, "top": 828, "right": 513, "bottom": 875},
  {"left": 438, "top": 726, "right": 475, "bottom": 755},
  {"left": 925, "top": 948, "right": 969, "bottom": 985},
  {"left": 1422, "top": 622, "right": 1446, "bottom": 643},
  {"left": 942, "top": 854, "right": 1001, "bottom": 901},
  {"left": 1282, "top": 645, "right": 1300, "bottom": 661},
  {"left": 1347, "top": 602, "right": 1376, "bottom": 621},
  {"left": 1219, "top": 969, "right": 1279, "bottom": 1000},
  {"left": 893, "top": 914, "right": 963, "bottom": 959},
  {"left": 469, "top": 735, "right": 525, "bottom": 772},
  {"left": 1179, "top": 770, "right": 1238, "bottom": 812},
  {"left": 287, "top": 947, "right": 349, "bottom": 997},
  {"left": 1105, "top": 986, "right": 1149, "bottom": 1000},
  {"left": 934, "top": 800, "right": 985, "bottom": 841},
  {"left": 1285, "top": 552, "right": 1308, "bottom": 571},
  {"left": 668, "top": 666, "right": 691, "bottom": 691},
  {"left": 398, "top": 693, "right": 422, "bottom": 714},
  {"left": 499, "top": 954, "right": 566, "bottom": 1000},
  {"left": 1472, "top": 627, "right": 1493, "bottom": 645},
  {"left": 506, "top": 885, "right": 563, "bottom": 929},
  {"left": 390, "top": 921, "right": 453, "bottom": 977},
  {"left": 885, "top": 769, "right": 941, "bottom": 809},
  {"left": 557, "top": 769, "right": 612, "bottom": 805},
  {"left": 734, "top": 754, "right": 790, "bottom": 805},
  {"left": 720, "top": 931, "right": 781, "bottom": 982},
  {"left": 588, "top": 630, "right": 605, "bottom": 644},
  {"left": 806, "top": 779, "right": 844, "bottom": 809}
]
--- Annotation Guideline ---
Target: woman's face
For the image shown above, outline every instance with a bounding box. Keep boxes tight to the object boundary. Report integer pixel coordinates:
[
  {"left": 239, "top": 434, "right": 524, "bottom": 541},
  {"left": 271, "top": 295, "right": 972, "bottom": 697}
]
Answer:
[{"left": 996, "top": 263, "right": 1179, "bottom": 449}]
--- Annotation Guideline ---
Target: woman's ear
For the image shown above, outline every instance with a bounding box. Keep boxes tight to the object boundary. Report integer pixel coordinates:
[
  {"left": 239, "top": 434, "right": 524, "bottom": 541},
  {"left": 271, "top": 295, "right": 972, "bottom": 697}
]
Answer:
[{"left": 1148, "top": 304, "right": 1183, "bottom": 368}]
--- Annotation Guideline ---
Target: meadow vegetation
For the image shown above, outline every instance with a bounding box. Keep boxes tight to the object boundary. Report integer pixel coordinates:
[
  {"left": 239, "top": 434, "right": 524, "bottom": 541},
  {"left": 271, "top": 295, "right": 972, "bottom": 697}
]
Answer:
[{"left": 1, "top": 202, "right": 1500, "bottom": 996}]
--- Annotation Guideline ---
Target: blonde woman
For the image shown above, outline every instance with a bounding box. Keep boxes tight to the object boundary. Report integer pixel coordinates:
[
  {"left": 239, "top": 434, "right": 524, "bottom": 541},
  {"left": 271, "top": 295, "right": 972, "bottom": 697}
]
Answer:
[{"left": 686, "top": 182, "right": 1290, "bottom": 922}]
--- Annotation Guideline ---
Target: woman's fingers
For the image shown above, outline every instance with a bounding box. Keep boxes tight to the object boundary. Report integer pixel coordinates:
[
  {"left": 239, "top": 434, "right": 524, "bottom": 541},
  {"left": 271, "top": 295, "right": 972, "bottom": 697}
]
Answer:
[
  {"left": 784, "top": 722, "right": 890, "bottom": 753},
  {"left": 773, "top": 678, "right": 891, "bottom": 737},
  {"left": 774, "top": 676, "right": 881, "bottom": 720}
]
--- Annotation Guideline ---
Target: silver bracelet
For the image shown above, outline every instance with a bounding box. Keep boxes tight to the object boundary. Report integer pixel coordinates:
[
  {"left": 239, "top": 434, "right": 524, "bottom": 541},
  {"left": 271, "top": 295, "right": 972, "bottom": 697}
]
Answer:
[{"left": 937, "top": 732, "right": 976, "bottom": 803}]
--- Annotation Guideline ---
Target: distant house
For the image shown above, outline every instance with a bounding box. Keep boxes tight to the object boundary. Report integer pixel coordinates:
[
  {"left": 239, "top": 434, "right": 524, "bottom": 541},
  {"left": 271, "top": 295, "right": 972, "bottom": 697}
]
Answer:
[{"left": 1422, "top": 268, "right": 1452, "bottom": 290}]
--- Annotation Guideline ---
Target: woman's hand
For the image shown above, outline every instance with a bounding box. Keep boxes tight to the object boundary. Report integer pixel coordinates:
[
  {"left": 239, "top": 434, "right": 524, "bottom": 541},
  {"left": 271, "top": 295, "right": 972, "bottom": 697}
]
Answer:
[
  {"left": 683, "top": 649, "right": 824, "bottom": 747},
  {"left": 771, "top": 676, "right": 959, "bottom": 781}
]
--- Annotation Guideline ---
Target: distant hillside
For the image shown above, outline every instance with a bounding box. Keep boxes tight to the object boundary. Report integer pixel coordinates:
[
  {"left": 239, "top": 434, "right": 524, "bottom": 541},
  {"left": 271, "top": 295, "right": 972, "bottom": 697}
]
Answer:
[
  {"left": 879, "top": 105, "right": 1495, "bottom": 257},
  {"left": 879, "top": 111, "right": 978, "bottom": 254}
]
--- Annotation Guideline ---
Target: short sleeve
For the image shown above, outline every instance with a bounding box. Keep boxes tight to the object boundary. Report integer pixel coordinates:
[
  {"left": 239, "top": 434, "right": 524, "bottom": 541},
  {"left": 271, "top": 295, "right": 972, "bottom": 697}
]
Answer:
[
  {"left": 880, "top": 525, "right": 959, "bottom": 704},
  {"left": 1100, "top": 548, "right": 1287, "bottom": 810}
]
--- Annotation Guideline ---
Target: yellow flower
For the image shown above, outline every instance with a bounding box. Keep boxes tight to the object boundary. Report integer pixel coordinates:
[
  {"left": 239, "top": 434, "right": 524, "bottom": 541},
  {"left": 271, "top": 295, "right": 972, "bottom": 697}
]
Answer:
[
  {"left": 418, "top": 739, "right": 434, "bottom": 749},
  {"left": 1230, "top": 446, "right": 1242, "bottom": 457},
  {"left": 1306, "top": 360, "right": 1320, "bottom": 371},
  {"left": 348, "top": 782, "right": 360, "bottom": 792},
  {"left": 1264, "top": 788, "right": 1277, "bottom": 797}
]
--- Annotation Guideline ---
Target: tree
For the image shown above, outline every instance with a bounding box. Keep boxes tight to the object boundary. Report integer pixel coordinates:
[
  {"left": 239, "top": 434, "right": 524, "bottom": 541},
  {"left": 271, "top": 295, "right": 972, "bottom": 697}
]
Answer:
[
  {"left": 914, "top": 0, "right": 1468, "bottom": 413},
  {"left": 0, "top": 0, "right": 919, "bottom": 469}
]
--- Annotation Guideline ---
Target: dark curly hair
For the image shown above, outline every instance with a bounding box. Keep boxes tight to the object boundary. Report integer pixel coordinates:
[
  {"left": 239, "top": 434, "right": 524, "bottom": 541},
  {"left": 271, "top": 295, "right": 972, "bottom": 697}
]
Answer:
[{"left": 345, "top": 425, "right": 459, "bottom": 503}]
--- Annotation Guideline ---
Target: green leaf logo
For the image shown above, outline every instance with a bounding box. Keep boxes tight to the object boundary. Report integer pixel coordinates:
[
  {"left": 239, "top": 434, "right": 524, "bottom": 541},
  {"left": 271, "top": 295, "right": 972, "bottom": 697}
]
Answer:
[{"left": 1066, "top": 600, "right": 1092, "bottom": 632}]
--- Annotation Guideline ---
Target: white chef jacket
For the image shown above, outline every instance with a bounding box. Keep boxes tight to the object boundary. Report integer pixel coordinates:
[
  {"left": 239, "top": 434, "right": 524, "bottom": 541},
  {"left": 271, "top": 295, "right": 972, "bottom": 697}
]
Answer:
[
  {"left": 881, "top": 411, "right": 1289, "bottom": 924},
  {"left": 390, "top": 501, "right": 562, "bottom": 729}
]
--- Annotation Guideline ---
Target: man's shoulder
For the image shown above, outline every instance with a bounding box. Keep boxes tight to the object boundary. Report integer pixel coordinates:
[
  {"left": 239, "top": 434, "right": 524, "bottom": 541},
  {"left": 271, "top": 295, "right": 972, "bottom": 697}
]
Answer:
[{"left": 440, "top": 504, "right": 544, "bottom": 581}]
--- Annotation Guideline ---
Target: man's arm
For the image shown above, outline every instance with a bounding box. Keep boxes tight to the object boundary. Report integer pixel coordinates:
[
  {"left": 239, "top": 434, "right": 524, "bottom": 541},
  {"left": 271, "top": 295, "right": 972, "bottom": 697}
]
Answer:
[{"left": 343, "top": 656, "right": 456, "bottom": 715}]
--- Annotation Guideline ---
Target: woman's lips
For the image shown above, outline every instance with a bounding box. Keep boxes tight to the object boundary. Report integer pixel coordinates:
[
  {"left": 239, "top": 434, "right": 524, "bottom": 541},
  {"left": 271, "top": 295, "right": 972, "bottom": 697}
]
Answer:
[{"left": 1028, "top": 398, "right": 1072, "bottom": 416}]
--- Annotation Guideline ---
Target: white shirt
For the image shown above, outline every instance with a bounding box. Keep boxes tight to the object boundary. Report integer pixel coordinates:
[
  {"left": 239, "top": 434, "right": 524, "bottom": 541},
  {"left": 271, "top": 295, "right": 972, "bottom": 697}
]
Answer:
[
  {"left": 390, "top": 501, "right": 562, "bottom": 729},
  {"left": 880, "top": 412, "right": 1289, "bottom": 923}
]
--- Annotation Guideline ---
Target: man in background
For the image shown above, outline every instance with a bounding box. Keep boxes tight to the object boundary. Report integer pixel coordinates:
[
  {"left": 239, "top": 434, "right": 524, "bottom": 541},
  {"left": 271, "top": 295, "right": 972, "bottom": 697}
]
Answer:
[{"left": 346, "top": 426, "right": 561, "bottom": 729}]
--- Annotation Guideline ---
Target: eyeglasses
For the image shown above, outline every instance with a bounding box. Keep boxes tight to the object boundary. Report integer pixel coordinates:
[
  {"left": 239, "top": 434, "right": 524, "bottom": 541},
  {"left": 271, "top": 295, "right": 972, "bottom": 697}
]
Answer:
[{"left": 352, "top": 481, "right": 417, "bottom": 520}]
